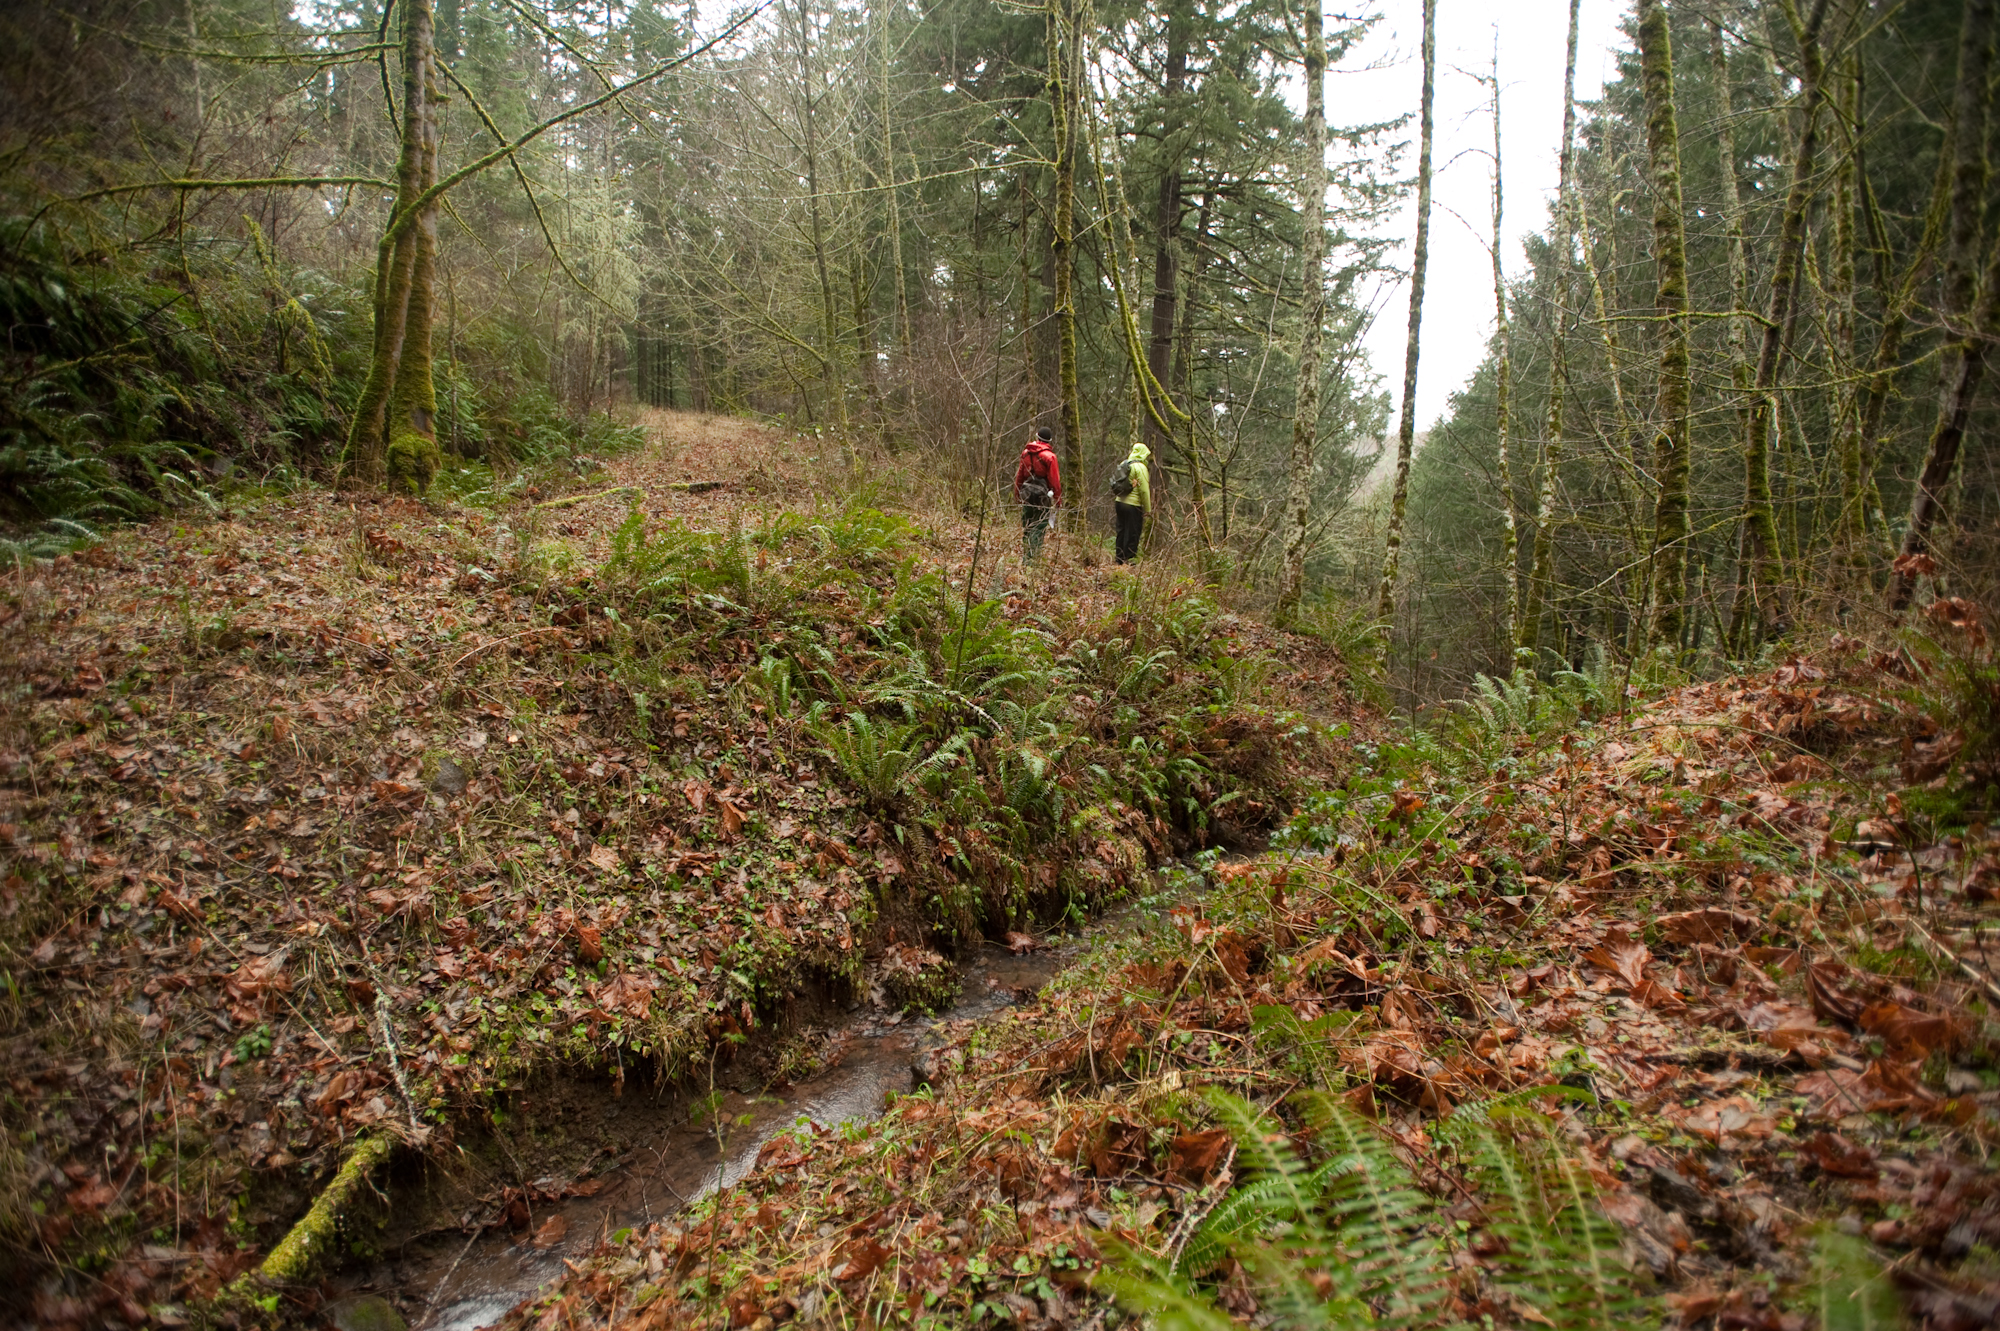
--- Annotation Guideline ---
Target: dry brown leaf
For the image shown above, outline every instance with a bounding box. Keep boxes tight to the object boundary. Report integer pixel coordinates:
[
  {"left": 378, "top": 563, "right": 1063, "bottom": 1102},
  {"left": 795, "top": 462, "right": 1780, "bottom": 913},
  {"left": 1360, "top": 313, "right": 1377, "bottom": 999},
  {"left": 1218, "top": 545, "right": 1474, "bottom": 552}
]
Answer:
[
  {"left": 1656, "top": 907, "right": 1760, "bottom": 946},
  {"left": 1166, "top": 1129, "right": 1231, "bottom": 1185}
]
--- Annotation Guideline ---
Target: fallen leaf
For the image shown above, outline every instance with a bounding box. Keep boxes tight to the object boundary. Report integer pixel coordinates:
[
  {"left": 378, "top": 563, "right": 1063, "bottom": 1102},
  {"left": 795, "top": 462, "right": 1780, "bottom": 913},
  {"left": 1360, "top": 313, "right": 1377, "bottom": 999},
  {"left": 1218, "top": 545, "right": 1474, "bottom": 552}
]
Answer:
[
  {"left": 1656, "top": 907, "right": 1760, "bottom": 946},
  {"left": 1857, "top": 1000, "right": 1964, "bottom": 1059},
  {"left": 832, "top": 1237, "right": 892, "bottom": 1281},
  {"left": 718, "top": 798, "right": 747, "bottom": 837},
  {"left": 531, "top": 1214, "right": 568, "bottom": 1249},
  {"left": 1800, "top": 1132, "right": 1877, "bottom": 1179},
  {"left": 587, "top": 844, "right": 620, "bottom": 873},
  {"left": 1166, "top": 1129, "right": 1231, "bottom": 1185},
  {"left": 1584, "top": 938, "right": 1650, "bottom": 990}
]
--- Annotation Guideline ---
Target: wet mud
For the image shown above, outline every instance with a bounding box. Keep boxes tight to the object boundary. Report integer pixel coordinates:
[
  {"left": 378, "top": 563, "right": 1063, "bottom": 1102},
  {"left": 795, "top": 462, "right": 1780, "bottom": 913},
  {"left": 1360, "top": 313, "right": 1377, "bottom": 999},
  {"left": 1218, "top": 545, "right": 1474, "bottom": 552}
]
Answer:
[{"left": 328, "top": 939, "right": 1082, "bottom": 1331}]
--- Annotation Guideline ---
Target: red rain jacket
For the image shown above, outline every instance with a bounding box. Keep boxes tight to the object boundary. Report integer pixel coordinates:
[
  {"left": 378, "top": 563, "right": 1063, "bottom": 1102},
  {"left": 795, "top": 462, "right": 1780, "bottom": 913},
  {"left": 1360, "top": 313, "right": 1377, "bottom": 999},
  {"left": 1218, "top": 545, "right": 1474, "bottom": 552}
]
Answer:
[{"left": 1013, "top": 441, "right": 1062, "bottom": 505}]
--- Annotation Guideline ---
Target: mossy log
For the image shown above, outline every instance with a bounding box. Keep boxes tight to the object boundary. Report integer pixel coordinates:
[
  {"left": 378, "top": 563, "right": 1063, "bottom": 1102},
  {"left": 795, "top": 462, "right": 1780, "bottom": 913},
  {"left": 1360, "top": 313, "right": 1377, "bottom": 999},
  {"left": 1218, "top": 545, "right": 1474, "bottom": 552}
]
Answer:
[{"left": 257, "top": 1132, "right": 394, "bottom": 1283}]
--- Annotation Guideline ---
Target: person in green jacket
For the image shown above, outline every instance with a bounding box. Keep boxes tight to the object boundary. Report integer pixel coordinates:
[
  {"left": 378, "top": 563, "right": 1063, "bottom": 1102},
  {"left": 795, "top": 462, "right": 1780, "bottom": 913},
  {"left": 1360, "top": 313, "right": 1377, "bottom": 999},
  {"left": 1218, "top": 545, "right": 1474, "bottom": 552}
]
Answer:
[{"left": 1112, "top": 441, "right": 1151, "bottom": 563}]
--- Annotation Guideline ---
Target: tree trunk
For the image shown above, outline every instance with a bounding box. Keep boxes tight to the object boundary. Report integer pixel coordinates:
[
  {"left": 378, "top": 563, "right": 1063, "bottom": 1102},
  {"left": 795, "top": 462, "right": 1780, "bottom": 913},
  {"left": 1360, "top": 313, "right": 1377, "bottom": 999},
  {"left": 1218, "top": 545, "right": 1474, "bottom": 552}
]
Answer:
[
  {"left": 342, "top": 0, "right": 440, "bottom": 490},
  {"left": 1521, "top": 0, "right": 1581, "bottom": 656},
  {"left": 1486, "top": 38, "right": 1519, "bottom": 652},
  {"left": 1277, "top": 0, "right": 1329, "bottom": 625},
  {"left": 1376, "top": 0, "right": 1435, "bottom": 625},
  {"left": 794, "top": 0, "right": 850, "bottom": 438},
  {"left": 1726, "top": 0, "right": 1830, "bottom": 654},
  {"left": 1144, "top": 13, "right": 1189, "bottom": 460},
  {"left": 1048, "top": 0, "right": 1086, "bottom": 491},
  {"left": 1829, "top": 32, "right": 1864, "bottom": 594},
  {"left": 1890, "top": 0, "right": 1997, "bottom": 612},
  {"left": 1637, "top": 0, "right": 1694, "bottom": 649},
  {"left": 1856, "top": 99, "right": 1954, "bottom": 565}
]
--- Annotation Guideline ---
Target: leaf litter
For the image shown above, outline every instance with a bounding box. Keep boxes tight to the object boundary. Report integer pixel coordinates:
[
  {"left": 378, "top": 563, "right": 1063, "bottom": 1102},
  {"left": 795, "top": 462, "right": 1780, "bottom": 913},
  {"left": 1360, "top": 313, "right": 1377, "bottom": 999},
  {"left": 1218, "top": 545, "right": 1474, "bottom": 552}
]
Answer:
[
  {"left": 0, "top": 411, "right": 1356, "bottom": 1328},
  {"left": 490, "top": 638, "right": 2000, "bottom": 1330}
]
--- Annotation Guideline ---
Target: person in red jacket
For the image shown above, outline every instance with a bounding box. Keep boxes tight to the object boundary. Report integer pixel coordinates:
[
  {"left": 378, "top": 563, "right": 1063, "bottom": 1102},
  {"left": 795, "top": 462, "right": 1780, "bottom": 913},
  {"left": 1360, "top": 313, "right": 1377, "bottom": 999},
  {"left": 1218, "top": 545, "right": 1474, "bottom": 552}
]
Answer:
[{"left": 1013, "top": 426, "right": 1062, "bottom": 560}]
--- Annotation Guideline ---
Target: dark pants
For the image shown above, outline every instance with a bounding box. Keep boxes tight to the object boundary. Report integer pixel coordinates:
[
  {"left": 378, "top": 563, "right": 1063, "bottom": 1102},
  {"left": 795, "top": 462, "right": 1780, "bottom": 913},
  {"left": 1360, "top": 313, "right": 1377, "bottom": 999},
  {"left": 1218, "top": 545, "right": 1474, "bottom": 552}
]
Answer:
[
  {"left": 1114, "top": 502, "right": 1145, "bottom": 563},
  {"left": 1021, "top": 502, "right": 1053, "bottom": 559}
]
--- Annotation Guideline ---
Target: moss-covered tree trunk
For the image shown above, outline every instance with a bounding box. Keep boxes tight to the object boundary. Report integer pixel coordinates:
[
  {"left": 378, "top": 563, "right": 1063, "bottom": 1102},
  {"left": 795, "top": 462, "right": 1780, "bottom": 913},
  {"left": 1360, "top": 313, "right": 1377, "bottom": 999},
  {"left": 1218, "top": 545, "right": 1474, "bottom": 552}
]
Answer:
[
  {"left": 1276, "top": 0, "right": 1329, "bottom": 625},
  {"left": 1890, "top": 0, "right": 1995, "bottom": 613},
  {"left": 1637, "top": 0, "right": 1693, "bottom": 649},
  {"left": 1521, "top": 0, "right": 1581, "bottom": 655},
  {"left": 342, "top": 0, "right": 442, "bottom": 493},
  {"left": 1725, "top": 0, "right": 1830, "bottom": 655},
  {"left": 1376, "top": 0, "right": 1435, "bottom": 625}
]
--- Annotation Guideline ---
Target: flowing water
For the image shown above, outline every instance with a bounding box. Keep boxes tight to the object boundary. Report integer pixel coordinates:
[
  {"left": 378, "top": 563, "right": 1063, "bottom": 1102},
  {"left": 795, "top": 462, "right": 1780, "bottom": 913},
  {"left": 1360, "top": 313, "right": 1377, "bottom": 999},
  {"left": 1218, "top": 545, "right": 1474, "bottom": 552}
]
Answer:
[{"left": 331, "top": 939, "right": 1084, "bottom": 1331}]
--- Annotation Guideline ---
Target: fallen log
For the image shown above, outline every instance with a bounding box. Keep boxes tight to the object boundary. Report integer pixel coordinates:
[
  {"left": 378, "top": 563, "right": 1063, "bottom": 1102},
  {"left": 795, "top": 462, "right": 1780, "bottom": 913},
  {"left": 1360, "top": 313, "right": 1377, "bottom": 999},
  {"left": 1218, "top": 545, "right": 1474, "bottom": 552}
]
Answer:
[{"left": 253, "top": 1131, "right": 394, "bottom": 1283}]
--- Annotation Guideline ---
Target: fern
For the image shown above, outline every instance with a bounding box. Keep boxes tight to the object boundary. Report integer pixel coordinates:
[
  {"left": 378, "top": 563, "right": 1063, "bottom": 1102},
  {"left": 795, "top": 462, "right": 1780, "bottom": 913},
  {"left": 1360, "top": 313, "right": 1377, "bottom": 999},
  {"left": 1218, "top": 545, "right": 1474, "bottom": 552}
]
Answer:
[
  {"left": 1436, "top": 1096, "right": 1649, "bottom": 1328},
  {"left": 1106, "top": 1090, "right": 1653, "bottom": 1331},
  {"left": 815, "top": 713, "right": 921, "bottom": 807}
]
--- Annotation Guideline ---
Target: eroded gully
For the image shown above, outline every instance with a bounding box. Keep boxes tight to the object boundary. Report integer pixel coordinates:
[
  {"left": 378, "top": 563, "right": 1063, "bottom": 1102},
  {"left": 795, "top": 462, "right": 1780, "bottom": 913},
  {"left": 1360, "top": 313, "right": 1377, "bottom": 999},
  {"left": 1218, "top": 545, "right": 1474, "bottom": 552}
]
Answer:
[{"left": 326, "top": 938, "right": 1087, "bottom": 1331}]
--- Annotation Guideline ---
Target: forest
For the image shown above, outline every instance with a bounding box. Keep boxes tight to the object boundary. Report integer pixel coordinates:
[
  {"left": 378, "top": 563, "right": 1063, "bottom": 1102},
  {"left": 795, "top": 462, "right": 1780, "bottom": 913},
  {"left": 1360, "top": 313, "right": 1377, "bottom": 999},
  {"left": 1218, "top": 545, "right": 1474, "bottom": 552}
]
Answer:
[{"left": 2, "top": 0, "right": 1999, "bottom": 1328}]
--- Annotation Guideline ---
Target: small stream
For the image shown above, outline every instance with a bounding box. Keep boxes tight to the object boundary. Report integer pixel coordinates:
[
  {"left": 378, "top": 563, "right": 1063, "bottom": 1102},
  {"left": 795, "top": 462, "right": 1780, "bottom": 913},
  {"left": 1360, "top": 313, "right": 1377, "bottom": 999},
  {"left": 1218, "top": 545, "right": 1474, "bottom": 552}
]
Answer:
[{"left": 330, "top": 940, "right": 1084, "bottom": 1331}]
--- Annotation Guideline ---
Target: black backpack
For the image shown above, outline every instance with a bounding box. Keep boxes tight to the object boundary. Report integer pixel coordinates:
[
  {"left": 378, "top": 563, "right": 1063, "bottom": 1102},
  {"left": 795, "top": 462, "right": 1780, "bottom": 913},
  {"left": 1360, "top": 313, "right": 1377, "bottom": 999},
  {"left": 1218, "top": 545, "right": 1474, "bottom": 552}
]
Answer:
[
  {"left": 1019, "top": 449, "right": 1054, "bottom": 506},
  {"left": 1109, "top": 459, "right": 1135, "bottom": 499}
]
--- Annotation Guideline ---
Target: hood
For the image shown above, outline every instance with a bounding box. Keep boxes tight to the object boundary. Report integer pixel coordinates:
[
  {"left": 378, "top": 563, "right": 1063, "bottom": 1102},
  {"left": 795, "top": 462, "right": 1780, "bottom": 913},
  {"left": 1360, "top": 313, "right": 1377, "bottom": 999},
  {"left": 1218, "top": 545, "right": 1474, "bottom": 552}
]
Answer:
[{"left": 1127, "top": 443, "right": 1151, "bottom": 463}]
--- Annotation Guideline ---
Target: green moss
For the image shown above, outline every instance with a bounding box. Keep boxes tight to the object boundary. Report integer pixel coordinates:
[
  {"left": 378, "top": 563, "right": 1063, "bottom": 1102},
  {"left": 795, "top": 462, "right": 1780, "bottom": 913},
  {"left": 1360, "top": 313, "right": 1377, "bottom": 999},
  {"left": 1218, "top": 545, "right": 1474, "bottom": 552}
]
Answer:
[
  {"left": 255, "top": 1131, "right": 392, "bottom": 1283},
  {"left": 386, "top": 427, "right": 440, "bottom": 495}
]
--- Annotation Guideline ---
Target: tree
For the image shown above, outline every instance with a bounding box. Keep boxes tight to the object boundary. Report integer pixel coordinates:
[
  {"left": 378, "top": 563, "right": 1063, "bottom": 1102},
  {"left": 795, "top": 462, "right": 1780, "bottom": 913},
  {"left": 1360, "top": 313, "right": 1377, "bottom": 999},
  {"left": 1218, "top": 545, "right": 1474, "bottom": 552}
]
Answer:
[
  {"left": 1276, "top": 0, "right": 1330, "bottom": 624},
  {"left": 1889, "top": 0, "right": 1996, "bottom": 612},
  {"left": 1377, "top": 0, "right": 1436, "bottom": 626},
  {"left": 1636, "top": 0, "right": 1694, "bottom": 648},
  {"left": 1724, "top": 0, "right": 1832, "bottom": 654},
  {"left": 1520, "top": 0, "right": 1582, "bottom": 655}
]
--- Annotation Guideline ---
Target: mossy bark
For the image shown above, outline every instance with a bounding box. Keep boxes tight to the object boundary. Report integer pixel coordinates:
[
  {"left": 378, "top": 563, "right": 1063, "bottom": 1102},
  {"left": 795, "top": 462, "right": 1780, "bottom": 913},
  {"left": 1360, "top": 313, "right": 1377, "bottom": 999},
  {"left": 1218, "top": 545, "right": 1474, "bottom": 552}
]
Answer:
[
  {"left": 255, "top": 1132, "right": 393, "bottom": 1284},
  {"left": 1636, "top": 0, "right": 1693, "bottom": 648},
  {"left": 1726, "top": 0, "right": 1830, "bottom": 655},
  {"left": 1048, "top": 0, "right": 1087, "bottom": 497},
  {"left": 342, "top": 0, "right": 440, "bottom": 492},
  {"left": 1276, "top": 0, "right": 1329, "bottom": 627},
  {"left": 1485, "top": 41, "right": 1518, "bottom": 651}
]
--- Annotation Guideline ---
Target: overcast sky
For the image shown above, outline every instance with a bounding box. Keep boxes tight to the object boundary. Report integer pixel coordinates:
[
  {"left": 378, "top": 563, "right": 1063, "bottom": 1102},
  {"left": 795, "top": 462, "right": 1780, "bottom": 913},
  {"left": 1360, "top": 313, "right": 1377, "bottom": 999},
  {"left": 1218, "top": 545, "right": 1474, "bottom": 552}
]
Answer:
[{"left": 1336, "top": 1, "right": 1632, "bottom": 430}]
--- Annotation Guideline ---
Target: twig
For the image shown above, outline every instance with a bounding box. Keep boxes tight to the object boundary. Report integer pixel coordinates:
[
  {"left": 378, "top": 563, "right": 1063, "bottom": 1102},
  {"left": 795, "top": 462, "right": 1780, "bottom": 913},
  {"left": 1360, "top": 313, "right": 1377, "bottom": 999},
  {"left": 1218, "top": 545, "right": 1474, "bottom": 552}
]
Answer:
[
  {"left": 414, "top": 1226, "right": 484, "bottom": 1331},
  {"left": 1903, "top": 915, "right": 2000, "bottom": 1009},
  {"left": 532, "top": 486, "right": 643, "bottom": 511},
  {"left": 373, "top": 986, "right": 430, "bottom": 1141},
  {"left": 446, "top": 625, "right": 568, "bottom": 671}
]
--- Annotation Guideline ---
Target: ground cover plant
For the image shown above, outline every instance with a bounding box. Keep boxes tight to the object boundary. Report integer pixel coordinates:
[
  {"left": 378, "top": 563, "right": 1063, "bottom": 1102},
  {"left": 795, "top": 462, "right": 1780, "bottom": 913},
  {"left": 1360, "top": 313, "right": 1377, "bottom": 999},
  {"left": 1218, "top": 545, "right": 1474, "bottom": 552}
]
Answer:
[
  {"left": 499, "top": 626, "right": 2000, "bottom": 1331},
  {"left": 0, "top": 412, "right": 1350, "bottom": 1328}
]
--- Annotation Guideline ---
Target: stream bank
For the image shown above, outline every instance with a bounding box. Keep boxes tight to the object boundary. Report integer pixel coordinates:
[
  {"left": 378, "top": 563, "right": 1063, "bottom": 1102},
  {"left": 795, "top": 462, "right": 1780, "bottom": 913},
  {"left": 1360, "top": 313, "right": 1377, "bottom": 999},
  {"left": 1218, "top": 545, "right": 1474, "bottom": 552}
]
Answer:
[{"left": 327, "top": 935, "right": 1094, "bottom": 1331}]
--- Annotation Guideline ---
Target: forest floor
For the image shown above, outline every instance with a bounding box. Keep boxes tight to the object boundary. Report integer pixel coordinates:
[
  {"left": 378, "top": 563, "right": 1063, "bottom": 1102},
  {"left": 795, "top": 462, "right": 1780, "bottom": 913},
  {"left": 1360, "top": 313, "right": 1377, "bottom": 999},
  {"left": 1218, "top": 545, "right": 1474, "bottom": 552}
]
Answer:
[
  {"left": 484, "top": 618, "right": 2000, "bottom": 1328},
  {"left": 0, "top": 411, "right": 1356, "bottom": 1330},
  {"left": 5, "top": 410, "right": 1999, "bottom": 1331}
]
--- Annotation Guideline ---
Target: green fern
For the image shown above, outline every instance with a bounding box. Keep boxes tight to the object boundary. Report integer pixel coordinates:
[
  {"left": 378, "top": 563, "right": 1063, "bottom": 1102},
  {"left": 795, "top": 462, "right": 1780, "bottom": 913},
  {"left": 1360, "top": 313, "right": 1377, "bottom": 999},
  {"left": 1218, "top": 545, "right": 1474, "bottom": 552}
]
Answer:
[
  {"left": 815, "top": 712, "right": 921, "bottom": 807},
  {"left": 1435, "top": 1096, "right": 1649, "bottom": 1328},
  {"left": 1105, "top": 1090, "right": 1653, "bottom": 1331}
]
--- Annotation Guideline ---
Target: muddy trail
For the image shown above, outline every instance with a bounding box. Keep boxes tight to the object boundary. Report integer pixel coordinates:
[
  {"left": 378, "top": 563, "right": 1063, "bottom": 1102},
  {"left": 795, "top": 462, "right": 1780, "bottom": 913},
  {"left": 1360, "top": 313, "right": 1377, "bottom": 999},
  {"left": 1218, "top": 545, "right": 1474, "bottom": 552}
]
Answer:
[{"left": 329, "top": 929, "right": 1109, "bottom": 1331}]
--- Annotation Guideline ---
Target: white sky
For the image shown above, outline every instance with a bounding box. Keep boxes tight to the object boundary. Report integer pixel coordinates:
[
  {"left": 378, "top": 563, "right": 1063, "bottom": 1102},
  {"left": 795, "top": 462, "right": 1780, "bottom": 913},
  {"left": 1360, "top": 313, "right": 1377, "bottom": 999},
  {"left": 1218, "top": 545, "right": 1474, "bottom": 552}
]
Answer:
[{"left": 1336, "top": 0, "right": 1632, "bottom": 429}]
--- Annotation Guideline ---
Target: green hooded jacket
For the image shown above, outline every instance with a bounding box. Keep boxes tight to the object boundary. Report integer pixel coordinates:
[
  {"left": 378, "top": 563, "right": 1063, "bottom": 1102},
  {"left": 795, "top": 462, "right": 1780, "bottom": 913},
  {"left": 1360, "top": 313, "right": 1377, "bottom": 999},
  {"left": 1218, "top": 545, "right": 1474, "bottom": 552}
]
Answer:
[{"left": 1122, "top": 442, "right": 1152, "bottom": 512}]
